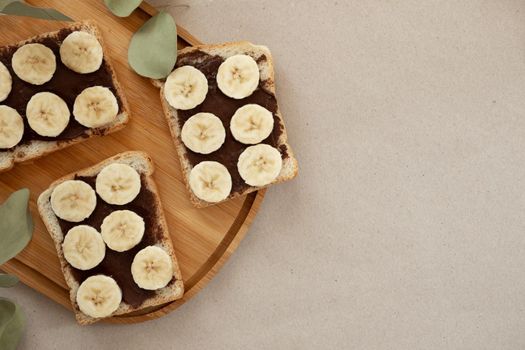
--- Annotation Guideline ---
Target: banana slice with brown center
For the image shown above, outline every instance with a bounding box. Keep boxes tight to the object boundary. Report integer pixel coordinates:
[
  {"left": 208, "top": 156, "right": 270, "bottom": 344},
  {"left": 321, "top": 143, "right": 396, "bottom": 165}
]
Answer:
[
  {"left": 181, "top": 112, "right": 226, "bottom": 154},
  {"left": 189, "top": 161, "right": 232, "bottom": 203},
  {"left": 26, "top": 92, "right": 70, "bottom": 137},
  {"left": 62, "top": 225, "right": 105, "bottom": 270},
  {"left": 12, "top": 43, "right": 56, "bottom": 85},
  {"left": 0, "top": 105, "right": 24, "bottom": 149},
  {"left": 76, "top": 275, "right": 122, "bottom": 318},
  {"left": 230, "top": 104, "right": 274, "bottom": 144},
  {"left": 217, "top": 54, "right": 259, "bottom": 99},
  {"left": 60, "top": 31, "right": 103, "bottom": 74},
  {"left": 50, "top": 180, "right": 97, "bottom": 222},
  {"left": 131, "top": 246, "right": 173, "bottom": 290},
  {"left": 164, "top": 65, "right": 208, "bottom": 110},
  {"left": 73, "top": 86, "right": 118, "bottom": 128},
  {"left": 237, "top": 144, "right": 282, "bottom": 187},
  {"left": 95, "top": 163, "right": 141, "bottom": 205},
  {"left": 101, "top": 210, "right": 145, "bottom": 252},
  {"left": 0, "top": 61, "right": 12, "bottom": 102}
]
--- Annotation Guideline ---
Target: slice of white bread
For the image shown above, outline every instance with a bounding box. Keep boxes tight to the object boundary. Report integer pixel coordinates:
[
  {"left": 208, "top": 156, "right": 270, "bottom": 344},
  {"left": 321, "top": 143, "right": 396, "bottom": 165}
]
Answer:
[
  {"left": 37, "top": 151, "right": 184, "bottom": 325},
  {"left": 0, "top": 21, "right": 129, "bottom": 173},
  {"left": 156, "top": 41, "right": 298, "bottom": 208}
]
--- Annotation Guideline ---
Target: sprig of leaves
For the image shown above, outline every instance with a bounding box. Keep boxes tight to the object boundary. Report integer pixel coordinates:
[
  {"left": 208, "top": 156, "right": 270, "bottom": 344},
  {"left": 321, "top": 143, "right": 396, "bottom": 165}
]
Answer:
[{"left": 0, "top": 189, "right": 34, "bottom": 350}]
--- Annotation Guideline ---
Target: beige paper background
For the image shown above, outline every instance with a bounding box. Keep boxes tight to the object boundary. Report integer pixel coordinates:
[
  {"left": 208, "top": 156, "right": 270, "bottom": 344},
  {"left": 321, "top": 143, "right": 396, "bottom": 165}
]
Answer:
[{"left": 3, "top": 0, "right": 525, "bottom": 349}]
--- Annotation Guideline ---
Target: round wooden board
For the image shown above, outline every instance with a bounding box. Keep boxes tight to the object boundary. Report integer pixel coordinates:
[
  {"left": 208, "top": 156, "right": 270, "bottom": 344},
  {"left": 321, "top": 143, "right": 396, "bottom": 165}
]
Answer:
[{"left": 0, "top": 0, "right": 265, "bottom": 324}]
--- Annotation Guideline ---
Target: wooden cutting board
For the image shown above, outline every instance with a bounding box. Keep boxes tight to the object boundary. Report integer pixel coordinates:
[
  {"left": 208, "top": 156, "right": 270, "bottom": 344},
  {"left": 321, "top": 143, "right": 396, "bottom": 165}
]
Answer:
[{"left": 0, "top": 0, "right": 265, "bottom": 324}]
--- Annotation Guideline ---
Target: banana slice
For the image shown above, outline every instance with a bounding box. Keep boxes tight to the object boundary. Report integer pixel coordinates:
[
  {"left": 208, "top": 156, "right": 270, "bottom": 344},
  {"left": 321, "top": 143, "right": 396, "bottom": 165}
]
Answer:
[
  {"left": 62, "top": 225, "right": 105, "bottom": 270},
  {"left": 76, "top": 275, "right": 122, "bottom": 318},
  {"left": 181, "top": 112, "right": 226, "bottom": 154},
  {"left": 217, "top": 54, "right": 259, "bottom": 99},
  {"left": 12, "top": 43, "right": 56, "bottom": 85},
  {"left": 96, "top": 163, "right": 141, "bottom": 205},
  {"left": 0, "top": 105, "right": 24, "bottom": 149},
  {"left": 51, "top": 180, "right": 97, "bottom": 222},
  {"left": 26, "top": 92, "right": 70, "bottom": 137},
  {"left": 189, "top": 161, "right": 232, "bottom": 203},
  {"left": 164, "top": 65, "right": 208, "bottom": 110},
  {"left": 0, "top": 61, "right": 12, "bottom": 102},
  {"left": 101, "top": 210, "right": 145, "bottom": 252},
  {"left": 230, "top": 104, "right": 274, "bottom": 144},
  {"left": 237, "top": 144, "right": 282, "bottom": 187},
  {"left": 60, "top": 31, "right": 103, "bottom": 74},
  {"left": 73, "top": 86, "right": 118, "bottom": 128},
  {"left": 131, "top": 246, "right": 173, "bottom": 290}
]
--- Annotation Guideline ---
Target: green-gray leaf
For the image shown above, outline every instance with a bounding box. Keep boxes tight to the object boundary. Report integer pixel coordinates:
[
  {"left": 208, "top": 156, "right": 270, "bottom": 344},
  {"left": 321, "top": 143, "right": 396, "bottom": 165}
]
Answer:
[
  {"left": 0, "top": 274, "right": 18, "bottom": 288},
  {"left": 128, "top": 10, "right": 177, "bottom": 79},
  {"left": 0, "top": 0, "right": 17, "bottom": 11},
  {"left": 104, "top": 0, "right": 142, "bottom": 17},
  {"left": 0, "top": 299, "right": 25, "bottom": 350},
  {"left": 1, "top": 1, "right": 72, "bottom": 21},
  {"left": 0, "top": 189, "right": 33, "bottom": 265}
]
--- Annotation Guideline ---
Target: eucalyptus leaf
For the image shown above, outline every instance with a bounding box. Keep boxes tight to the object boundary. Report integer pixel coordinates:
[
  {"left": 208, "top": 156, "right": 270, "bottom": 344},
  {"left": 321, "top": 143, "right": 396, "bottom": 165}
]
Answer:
[
  {"left": 1, "top": 1, "right": 72, "bottom": 21},
  {"left": 128, "top": 10, "right": 177, "bottom": 79},
  {"left": 0, "top": 274, "right": 18, "bottom": 288},
  {"left": 104, "top": 0, "right": 142, "bottom": 17},
  {"left": 0, "top": 0, "right": 17, "bottom": 11},
  {"left": 0, "top": 299, "right": 24, "bottom": 350},
  {"left": 0, "top": 189, "right": 33, "bottom": 265}
]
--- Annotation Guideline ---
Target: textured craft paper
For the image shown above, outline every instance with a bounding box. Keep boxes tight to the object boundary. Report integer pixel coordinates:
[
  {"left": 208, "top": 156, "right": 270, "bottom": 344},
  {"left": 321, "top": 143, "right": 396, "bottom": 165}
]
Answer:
[{"left": 4, "top": 1, "right": 525, "bottom": 349}]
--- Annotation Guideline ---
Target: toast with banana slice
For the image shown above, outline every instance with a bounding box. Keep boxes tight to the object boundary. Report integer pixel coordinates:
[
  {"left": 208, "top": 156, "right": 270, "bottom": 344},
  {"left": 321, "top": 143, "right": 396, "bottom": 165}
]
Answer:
[
  {"left": 154, "top": 41, "right": 298, "bottom": 208},
  {"left": 37, "top": 151, "right": 183, "bottom": 325},
  {"left": 0, "top": 21, "right": 129, "bottom": 173}
]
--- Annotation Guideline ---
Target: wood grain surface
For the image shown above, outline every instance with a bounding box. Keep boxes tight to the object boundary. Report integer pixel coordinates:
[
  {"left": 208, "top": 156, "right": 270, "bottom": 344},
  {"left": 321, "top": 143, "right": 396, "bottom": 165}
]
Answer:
[{"left": 0, "top": 0, "right": 265, "bottom": 324}]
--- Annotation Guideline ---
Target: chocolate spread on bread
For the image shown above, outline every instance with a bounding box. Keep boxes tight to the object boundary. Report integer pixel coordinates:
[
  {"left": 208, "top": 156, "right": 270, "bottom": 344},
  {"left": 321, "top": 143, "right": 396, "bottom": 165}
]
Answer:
[
  {"left": 0, "top": 28, "right": 122, "bottom": 151},
  {"left": 55, "top": 175, "right": 173, "bottom": 308},
  {"left": 174, "top": 50, "right": 289, "bottom": 194}
]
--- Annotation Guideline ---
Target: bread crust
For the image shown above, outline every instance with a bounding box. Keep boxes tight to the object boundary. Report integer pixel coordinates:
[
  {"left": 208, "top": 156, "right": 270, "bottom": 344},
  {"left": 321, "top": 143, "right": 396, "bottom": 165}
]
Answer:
[
  {"left": 0, "top": 21, "right": 130, "bottom": 173},
  {"left": 37, "top": 151, "right": 184, "bottom": 325},
  {"left": 156, "top": 41, "right": 298, "bottom": 207}
]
